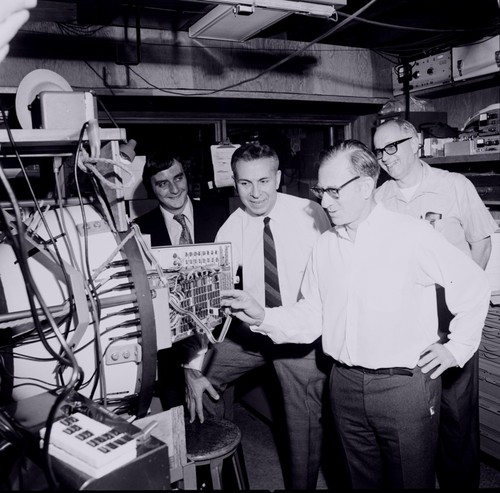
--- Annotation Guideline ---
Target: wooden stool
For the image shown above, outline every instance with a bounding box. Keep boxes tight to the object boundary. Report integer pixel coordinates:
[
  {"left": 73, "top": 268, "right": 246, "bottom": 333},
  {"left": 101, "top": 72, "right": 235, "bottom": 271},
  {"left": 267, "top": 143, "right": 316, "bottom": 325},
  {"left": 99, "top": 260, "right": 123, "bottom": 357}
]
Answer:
[{"left": 185, "top": 417, "right": 249, "bottom": 490}]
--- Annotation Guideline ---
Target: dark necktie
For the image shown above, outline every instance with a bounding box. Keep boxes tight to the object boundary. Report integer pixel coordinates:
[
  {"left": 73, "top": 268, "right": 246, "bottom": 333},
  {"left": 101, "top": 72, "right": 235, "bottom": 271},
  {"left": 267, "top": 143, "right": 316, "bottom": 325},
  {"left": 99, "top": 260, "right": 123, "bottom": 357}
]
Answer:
[
  {"left": 173, "top": 214, "right": 193, "bottom": 245},
  {"left": 263, "top": 216, "right": 282, "bottom": 308}
]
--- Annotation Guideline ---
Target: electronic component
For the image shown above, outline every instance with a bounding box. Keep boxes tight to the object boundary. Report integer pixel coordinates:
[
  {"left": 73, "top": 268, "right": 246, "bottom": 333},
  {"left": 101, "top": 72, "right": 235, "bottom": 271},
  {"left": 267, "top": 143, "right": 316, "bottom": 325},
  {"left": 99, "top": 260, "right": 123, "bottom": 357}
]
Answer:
[
  {"left": 392, "top": 51, "right": 452, "bottom": 95},
  {"left": 472, "top": 135, "right": 500, "bottom": 154},
  {"left": 1, "top": 390, "right": 170, "bottom": 488},
  {"left": 444, "top": 135, "right": 500, "bottom": 156},
  {"left": 39, "top": 412, "right": 137, "bottom": 476},
  {"left": 463, "top": 104, "right": 500, "bottom": 136},
  {"left": 453, "top": 35, "right": 500, "bottom": 82},
  {"left": 444, "top": 140, "right": 472, "bottom": 157},
  {"left": 29, "top": 91, "right": 97, "bottom": 130},
  {"left": 150, "top": 242, "right": 234, "bottom": 344},
  {"left": 479, "top": 110, "right": 500, "bottom": 136},
  {"left": 0, "top": 205, "right": 156, "bottom": 416}
]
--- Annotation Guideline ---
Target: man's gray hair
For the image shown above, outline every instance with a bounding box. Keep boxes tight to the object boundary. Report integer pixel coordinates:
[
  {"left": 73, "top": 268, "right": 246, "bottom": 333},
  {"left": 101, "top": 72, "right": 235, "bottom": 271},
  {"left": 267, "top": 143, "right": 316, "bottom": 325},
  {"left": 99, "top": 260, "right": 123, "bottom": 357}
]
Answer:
[
  {"left": 378, "top": 117, "right": 418, "bottom": 137},
  {"left": 319, "top": 139, "right": 380, "bottom": 182}
]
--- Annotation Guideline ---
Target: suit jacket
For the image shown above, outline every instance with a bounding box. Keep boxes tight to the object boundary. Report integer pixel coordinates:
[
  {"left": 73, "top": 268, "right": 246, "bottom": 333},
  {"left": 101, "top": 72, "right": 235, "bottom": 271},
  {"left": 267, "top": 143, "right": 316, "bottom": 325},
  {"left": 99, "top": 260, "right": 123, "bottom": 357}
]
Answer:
[
  {"left": 133, "top": 198, "right": 230, "bottom": 410},
  {"left": 134, "top": 199, "right": 228, "bottom": 247}
]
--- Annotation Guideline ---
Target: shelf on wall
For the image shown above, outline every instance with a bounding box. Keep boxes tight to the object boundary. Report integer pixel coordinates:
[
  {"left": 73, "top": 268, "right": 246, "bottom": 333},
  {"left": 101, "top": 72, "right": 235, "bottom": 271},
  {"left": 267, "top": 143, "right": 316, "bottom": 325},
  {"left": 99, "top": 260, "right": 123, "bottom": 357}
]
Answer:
[
  {"left": 0, "top": 128, "right": 126, "bottom": 156},
  {"left": 425, "top": 153, "right": 500, "bottom": 165},
  {"left": 404, "top": 73, "right": 500, "bottom": 100}
]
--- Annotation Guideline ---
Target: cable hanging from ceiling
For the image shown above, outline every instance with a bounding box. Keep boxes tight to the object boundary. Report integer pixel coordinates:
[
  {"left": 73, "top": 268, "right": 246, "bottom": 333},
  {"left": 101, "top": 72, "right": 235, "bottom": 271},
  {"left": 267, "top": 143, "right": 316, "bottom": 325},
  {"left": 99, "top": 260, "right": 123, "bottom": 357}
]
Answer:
[{"left": 123, "top": 0, "right": 379, "bottom": 97}]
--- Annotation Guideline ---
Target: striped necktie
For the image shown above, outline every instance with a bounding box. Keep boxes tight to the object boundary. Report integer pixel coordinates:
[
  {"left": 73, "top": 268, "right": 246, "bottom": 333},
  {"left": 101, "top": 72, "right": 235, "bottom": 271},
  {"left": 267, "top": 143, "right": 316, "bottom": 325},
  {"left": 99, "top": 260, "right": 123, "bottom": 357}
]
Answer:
[
  {"left": 173, "top": 214, "right": 193, "bottom": 245},
  {"left": 263, "top": 216, "right": 282, "bottom": 308}
]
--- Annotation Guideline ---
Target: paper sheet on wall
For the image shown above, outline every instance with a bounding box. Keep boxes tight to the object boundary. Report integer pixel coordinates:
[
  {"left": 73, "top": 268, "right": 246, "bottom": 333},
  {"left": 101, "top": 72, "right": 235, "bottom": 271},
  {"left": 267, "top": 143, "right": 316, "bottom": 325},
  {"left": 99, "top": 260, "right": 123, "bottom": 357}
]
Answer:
[{"left": 211, "top": 144, "right": 240, "bottom": 188}]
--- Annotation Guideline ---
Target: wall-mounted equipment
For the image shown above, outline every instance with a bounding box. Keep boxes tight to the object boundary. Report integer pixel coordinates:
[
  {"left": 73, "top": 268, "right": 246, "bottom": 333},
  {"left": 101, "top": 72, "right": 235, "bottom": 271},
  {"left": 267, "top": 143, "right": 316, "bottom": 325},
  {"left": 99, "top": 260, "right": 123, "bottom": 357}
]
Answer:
[
  {"left": 392, "top": 35, "right": 500, "bottom": 95},
  {"left": 392, "top": 51, "right": 452, "bottom": 95},
  {"left": 453, "top": 35, "right": 500, "bottom": 82}
]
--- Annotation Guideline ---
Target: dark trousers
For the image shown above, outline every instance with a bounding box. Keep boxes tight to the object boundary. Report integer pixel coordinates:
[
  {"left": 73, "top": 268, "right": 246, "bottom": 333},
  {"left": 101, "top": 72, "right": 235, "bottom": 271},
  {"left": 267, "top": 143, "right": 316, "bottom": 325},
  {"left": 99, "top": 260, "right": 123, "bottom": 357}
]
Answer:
[
  {"left": 329, "top": 363, "right": 441, "bottom": 489},
  {"left": 202, "top": 324, "right": 328, "bottom": 490},
  {"left": 436, "top": 287, "right": 480, "bottom": 489},
  {"left": 437, "top": 353, "right": 480, "bottom": 489}
]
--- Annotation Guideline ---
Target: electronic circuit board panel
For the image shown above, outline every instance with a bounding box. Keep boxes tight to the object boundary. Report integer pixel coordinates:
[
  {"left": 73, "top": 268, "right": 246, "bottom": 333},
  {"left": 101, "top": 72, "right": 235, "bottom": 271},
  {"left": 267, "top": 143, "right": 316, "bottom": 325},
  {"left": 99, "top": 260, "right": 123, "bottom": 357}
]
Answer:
[{"left": 151, "top": 242, "right": 234, "bottom": 343}]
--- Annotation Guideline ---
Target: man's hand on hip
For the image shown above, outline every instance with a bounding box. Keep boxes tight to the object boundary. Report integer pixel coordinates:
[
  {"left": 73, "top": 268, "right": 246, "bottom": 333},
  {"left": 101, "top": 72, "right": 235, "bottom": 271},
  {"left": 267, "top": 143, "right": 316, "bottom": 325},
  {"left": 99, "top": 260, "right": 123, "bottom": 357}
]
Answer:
[{"left": 418, "top": 342, "right": 458, "bottom": 379}]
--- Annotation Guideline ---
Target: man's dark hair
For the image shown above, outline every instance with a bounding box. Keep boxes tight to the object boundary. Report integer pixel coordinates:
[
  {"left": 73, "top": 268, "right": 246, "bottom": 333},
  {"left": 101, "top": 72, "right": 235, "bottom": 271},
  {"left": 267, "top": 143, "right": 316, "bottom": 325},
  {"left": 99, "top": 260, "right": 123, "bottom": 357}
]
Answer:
[
  {"left": 319, "top": 139, "right": 380, "bottom": 182},
  {"left": 142, "top": 151, "right": 182, "bottom": 197},
  {"left": 230, "top": 143, "right": 279, "bottom": 177}
]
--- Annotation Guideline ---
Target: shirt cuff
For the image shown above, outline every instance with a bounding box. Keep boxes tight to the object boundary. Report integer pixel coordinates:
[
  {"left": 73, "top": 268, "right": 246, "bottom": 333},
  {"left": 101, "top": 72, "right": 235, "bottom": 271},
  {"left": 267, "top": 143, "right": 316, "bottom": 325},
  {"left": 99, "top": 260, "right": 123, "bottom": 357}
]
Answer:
[
  {"left": 444, "top": 340, "right": 476, "bottom": 368},
  {"left": 182, "top": 349, "right": 207, "bottom": 371}
]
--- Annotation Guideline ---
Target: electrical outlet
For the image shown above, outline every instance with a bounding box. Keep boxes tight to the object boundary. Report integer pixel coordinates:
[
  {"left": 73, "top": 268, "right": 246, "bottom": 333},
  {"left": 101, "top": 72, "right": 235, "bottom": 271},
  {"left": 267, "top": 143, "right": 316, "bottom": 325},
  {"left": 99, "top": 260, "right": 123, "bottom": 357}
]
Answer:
[{"left": 105, "top": 343, "right": 141, "bottom": 366}]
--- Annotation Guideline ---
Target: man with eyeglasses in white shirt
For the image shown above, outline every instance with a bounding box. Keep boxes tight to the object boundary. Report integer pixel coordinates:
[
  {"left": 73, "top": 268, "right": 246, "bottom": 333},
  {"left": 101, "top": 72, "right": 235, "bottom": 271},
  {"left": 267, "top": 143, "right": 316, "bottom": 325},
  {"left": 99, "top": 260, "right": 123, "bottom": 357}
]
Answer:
[
  {"left": 220, "top": 139, "right": 491, "bottom": 489},
  {"left": 373, "top": 118, "right": 498, "bottom": 490}
]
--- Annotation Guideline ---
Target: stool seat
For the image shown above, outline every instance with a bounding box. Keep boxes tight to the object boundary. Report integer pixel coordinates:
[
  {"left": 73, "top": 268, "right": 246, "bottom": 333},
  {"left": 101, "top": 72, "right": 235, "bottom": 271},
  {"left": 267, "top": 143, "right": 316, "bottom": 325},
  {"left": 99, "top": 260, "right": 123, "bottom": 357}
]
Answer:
[
  {"left": 185, "top": 417, "right": 241, "bottom": 461},
  {"left": 185, "top": 417, "right": 249, "bottom": 490}
]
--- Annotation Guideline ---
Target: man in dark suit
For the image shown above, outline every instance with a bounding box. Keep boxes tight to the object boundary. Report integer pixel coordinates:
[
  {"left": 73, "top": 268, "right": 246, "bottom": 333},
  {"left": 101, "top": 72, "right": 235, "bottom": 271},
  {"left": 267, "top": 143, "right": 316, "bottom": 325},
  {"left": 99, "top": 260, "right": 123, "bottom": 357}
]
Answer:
[
  {"left": 134, "top": 151, "right": 228, "bottom": 409},
  {"left": 135, "top": 151, "right": 227, "bottom": 247}
]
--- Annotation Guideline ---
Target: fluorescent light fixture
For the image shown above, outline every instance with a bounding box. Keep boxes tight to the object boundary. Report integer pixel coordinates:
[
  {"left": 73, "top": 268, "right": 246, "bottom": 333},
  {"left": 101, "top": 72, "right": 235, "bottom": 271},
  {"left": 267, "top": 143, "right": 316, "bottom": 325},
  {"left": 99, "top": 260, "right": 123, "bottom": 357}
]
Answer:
[
  {"left": 200, "top": 0, "right": 343, "bottom": 17},
  {"left": 189, "top": 4, "right": 291, "bottom": 42},
  {"left": 189, "top": 0, "right": 344, "bottom": 42}
]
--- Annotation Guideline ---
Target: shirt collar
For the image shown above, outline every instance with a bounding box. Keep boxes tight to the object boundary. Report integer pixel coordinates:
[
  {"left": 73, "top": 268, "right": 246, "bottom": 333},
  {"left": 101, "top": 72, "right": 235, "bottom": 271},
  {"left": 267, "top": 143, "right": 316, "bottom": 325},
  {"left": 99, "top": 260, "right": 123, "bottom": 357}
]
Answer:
[
  {"left": 334, "top": 202, "right": 386, "bottom": 240},
  {"left": 379, "top": 161, "right": 437, "bottom": 201},
  {"left": 246, "top": 193, "right": 282, "bottom": 224},
  {"left": 160, "top": 197, "right": 193, "bottom": 226}
]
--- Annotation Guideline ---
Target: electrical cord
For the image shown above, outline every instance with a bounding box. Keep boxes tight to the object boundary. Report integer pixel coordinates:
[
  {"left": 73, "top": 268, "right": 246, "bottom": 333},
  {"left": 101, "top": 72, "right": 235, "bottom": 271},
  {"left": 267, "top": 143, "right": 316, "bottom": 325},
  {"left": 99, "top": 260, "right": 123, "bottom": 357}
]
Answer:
[
  {"left": 336, "top": 10, "right": 499, "bottom": 33},
  {"left": 125, "top": 0, "right": 379, "bottom": 97},
  {"left": 0, "top": 158, "right": 81, "bottom": 492},
  {"left": 72, "top": 123, "right": 109, "bottom": 405},
  {"left": 0, "top": 108, "right": 88, "bottom": 490}
]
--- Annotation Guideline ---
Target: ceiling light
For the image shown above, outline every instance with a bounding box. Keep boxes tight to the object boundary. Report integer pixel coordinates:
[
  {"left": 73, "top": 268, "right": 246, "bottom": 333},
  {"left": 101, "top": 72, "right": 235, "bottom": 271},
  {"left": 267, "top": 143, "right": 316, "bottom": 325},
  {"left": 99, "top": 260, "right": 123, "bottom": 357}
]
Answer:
[
  {"left": 189, "top": 0, "right": 345, "bottom": 42},
  {"left": 189, "top": 4, "right": 291, "bottom": 42}
]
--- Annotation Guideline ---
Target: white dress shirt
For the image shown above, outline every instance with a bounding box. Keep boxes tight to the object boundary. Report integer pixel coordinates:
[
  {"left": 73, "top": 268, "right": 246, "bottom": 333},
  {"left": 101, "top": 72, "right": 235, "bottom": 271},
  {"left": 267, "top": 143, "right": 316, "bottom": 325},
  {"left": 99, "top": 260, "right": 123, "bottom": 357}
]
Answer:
[
  {"left": 185, "top": 192, "right": 330, "bottom": 369},
  {"left": 257, "top": 204, "right": 491, "bottom": 369},
  {"left": 216, "top": 192, "right": 331, "bottom": 306},
  {"left": 159, "top": 198, "right": 194, "bottom": 245}
]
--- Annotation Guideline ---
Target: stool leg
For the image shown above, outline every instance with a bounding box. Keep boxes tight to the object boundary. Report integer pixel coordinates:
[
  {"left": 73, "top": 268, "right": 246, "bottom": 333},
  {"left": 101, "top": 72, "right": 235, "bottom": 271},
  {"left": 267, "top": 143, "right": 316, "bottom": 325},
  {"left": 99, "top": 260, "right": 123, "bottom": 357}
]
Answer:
[
  {"left": 210, "top": 457, "right": 224, "bottom": 490},
  {"left": 232, "top": 444, "right": 250, "bottom": 490},
  {"left": 182, "top": 462, "right": 197, "bottom": 490}
]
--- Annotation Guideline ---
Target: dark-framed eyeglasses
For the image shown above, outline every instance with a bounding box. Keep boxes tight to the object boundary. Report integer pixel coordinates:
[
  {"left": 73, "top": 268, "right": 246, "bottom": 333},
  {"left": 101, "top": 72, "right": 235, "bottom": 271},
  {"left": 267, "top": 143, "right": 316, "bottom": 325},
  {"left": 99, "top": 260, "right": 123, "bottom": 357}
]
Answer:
[
  {"left": 374, "top": 136, "right": 412, "bottom": 160},
  {"left": 310, "top": 175, "right": 361, "bottom": 200}
]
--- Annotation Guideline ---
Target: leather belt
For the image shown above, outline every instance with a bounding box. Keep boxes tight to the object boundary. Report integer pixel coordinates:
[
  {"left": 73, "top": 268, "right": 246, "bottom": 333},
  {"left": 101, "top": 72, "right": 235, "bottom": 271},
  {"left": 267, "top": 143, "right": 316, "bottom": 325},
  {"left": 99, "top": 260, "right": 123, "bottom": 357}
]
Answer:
[{"left": 335, "top": 361, "right": 414, "bottom": 377}]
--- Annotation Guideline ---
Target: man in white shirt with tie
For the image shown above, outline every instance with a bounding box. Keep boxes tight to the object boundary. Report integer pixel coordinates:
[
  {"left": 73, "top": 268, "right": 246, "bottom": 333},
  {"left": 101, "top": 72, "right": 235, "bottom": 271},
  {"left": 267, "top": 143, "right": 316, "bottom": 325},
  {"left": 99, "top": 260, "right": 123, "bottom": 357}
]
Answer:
[
  {"left": 221, "top": 140, "right": 491, "bottom": 489},
  {"left": 184, "top": 142, "right": 334, "bottom": 490}
]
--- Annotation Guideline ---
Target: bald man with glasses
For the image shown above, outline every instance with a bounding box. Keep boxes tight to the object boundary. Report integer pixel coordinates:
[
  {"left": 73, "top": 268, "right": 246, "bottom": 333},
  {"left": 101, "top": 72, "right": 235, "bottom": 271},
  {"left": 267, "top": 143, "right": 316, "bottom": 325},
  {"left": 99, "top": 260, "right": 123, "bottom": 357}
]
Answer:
[
  {"left": 221, "top": 139, "right": 491, "bottom": 489},
  {"left": 373, "top": 118, "right": 498, "bottom": 490}
]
